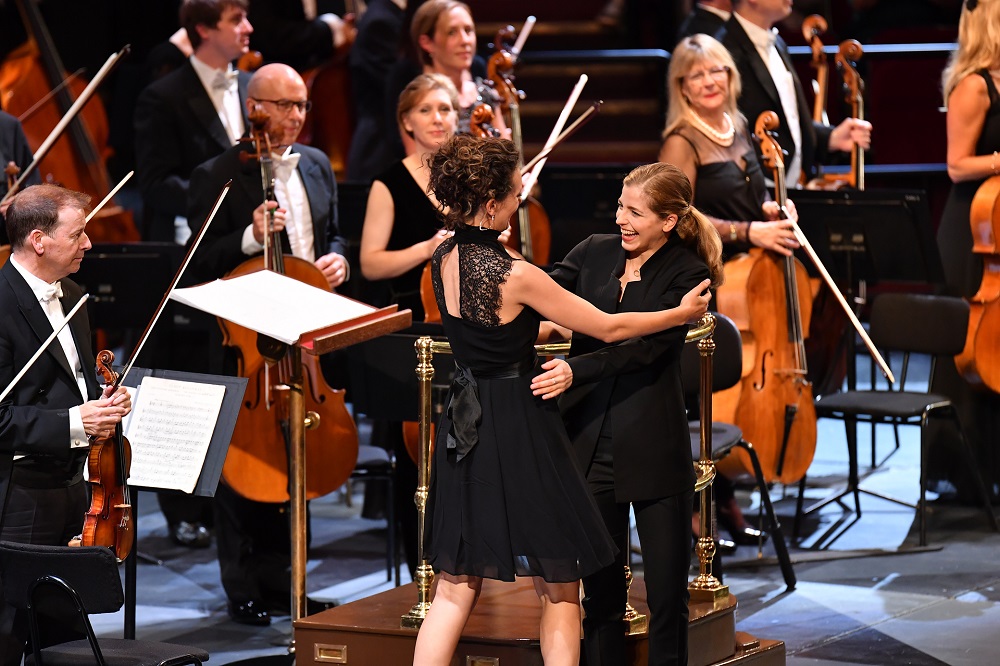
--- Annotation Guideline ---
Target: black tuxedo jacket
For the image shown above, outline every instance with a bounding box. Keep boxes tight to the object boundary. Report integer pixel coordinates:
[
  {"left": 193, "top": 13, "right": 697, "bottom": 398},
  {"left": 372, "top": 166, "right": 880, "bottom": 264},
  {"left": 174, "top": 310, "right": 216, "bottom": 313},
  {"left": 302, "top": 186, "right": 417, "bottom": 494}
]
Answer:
[
  {"left": 134, "top": 60, "right": 251, "bottom": 242},
  {"left": 187, "top": 142, "right": 346, "bottom": 281},
  {"left": 549, "top": 234, "right": 709, "bottom": 502},
  {"left": 674, "top": 6, "right": 727, "bottom": 48},
  {"left": 0, "top": 260, "right": 100, "bottom": 480},
  {"left": 0, "top": 111, "right": 41, "bottom": 244},
  {"left": 720, "top": 16, "right": 833, "bottom": 180}
]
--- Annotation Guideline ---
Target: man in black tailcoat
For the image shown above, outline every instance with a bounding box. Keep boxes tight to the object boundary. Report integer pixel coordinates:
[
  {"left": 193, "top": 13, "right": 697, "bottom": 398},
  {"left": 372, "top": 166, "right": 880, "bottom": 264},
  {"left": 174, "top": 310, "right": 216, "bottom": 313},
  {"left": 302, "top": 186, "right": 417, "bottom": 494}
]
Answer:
[{"left": 187, "top": 63, "right": 348, "bottom": 626}]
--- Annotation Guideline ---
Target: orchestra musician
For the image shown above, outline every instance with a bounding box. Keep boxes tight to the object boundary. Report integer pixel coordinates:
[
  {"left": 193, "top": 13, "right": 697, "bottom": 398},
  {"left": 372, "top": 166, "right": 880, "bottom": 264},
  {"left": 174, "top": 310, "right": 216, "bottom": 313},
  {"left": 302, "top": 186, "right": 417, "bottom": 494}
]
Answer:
[
  {"left": 674, "top": 0, "right": 732, "bottom": 48},
  {"left": 247, "top": 0, "right": 356, "bottom": 73},
  {"left": 0, "top": 110, "right": 40, "bottom": 231},
  {"left": 133, "top": 0, "right": 254, "bottom": 552},
  {"left": 719, "top": 0, "right": 872, "bottom": 188},
  {"left": 413, "top": 135, "right": 712, "bottom": 666},
  {"left": 134, "top": 0, "right": 253, "bottom": 244},
  {"left": 385, "top": 0, "right": 507, "bottom": 161},
  {"left": 930, "top": 0, "right": 1000, "bottom": 506},
  {"left": 187, "top": 63, "right": 348, "bottom": 626},
  {"left": 532, "top": 163, "right": 723, "bottom": 666},
  {"left": 0, "top": 184, "right": 132, "bottom": 665},
  {"left": 357, "top": 72, "right": 458, "bottom": 576}
]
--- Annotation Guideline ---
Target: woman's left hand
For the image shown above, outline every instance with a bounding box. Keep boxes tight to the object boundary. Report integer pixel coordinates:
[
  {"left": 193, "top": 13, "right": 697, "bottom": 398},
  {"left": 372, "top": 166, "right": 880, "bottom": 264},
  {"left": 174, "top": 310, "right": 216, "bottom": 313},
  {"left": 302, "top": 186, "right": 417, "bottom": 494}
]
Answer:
[{"left": 531, "top": 358, "right": 574, "bottom": 400}]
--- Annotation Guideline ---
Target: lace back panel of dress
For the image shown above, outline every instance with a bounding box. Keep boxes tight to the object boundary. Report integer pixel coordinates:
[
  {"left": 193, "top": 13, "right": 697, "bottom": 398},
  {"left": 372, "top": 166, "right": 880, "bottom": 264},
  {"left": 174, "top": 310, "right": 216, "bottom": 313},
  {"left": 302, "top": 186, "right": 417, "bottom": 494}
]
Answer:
[{"left": 431, "top": 236, "right": 514, "bottom": 327}]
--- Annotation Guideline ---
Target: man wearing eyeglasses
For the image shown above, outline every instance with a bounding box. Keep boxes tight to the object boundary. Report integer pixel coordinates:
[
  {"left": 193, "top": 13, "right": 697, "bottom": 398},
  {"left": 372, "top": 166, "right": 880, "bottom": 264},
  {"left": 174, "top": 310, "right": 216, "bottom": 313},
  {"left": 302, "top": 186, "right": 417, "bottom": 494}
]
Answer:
[
  {"left": 719, "top": 0, "right": 871, "bottom": 188},
  {"left": 187, "top": 62, "right": 348, "bottom": 627}
]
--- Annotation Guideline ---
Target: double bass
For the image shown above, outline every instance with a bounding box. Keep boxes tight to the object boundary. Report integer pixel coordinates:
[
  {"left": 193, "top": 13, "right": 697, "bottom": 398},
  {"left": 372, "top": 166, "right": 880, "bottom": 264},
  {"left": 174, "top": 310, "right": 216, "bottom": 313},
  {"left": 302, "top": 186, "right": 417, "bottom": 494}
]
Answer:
[
  {"left": 716, "top": 111, "right": 817, "bottom": 485},
  {"left": 219, "top": 107, "right": 358, "bottom": 502},
  {"left": 955, "top": 175, "right": 1000, "bottom": 391}
]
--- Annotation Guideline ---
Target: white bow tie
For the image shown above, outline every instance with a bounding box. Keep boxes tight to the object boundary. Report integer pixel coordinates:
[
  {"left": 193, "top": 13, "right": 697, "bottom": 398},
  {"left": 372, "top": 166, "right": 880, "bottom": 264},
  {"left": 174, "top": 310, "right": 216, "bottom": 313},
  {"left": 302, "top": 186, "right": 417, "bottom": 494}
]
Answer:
[
  {"left": 272, "top": 151, "right": 301, "bottom": 181},
  {"left": 40, "top": 282, "right": 63, "bottom": 303},
  {"left": 212, "top": 69, "right": 239, "bottom": 92}
]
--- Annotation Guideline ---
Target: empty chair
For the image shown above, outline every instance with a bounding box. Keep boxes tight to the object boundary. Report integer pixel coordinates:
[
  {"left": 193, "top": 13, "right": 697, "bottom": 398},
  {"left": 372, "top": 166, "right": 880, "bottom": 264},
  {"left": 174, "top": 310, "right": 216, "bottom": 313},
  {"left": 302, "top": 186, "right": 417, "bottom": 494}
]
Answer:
[
  {"left": 805, "top": 293, "right": 999, "bottom": 546},
  {"left": 0, "top": 541, "right": 209, "bottom": 666}
]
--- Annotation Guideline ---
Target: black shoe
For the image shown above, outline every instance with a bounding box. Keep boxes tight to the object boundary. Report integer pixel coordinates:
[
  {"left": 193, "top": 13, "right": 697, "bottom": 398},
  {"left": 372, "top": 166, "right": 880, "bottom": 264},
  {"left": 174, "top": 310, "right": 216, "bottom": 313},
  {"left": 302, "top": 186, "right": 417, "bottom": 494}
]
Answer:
[
  {"left": 264, "top": 596, "right": 337, "bottom": 616},
  {"left": 716, "top": 538, "right": 737, "bottom": 556},
  {"left": 171, "top": 521, "right": 211, "bottom": 548},
  {"left": 227, "top": 600, "right": 271, "bottom": 626},
  {"left": 730, "top": 525, "right": 769, "bottom": 546}
]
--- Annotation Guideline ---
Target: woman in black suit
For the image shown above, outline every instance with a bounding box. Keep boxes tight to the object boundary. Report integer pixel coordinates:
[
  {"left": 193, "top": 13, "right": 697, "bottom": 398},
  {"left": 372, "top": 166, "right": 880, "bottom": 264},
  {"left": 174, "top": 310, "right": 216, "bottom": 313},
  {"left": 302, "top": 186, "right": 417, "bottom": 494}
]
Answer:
[{"left": 534, "top": 162, "right": 724, "bottom": 666}]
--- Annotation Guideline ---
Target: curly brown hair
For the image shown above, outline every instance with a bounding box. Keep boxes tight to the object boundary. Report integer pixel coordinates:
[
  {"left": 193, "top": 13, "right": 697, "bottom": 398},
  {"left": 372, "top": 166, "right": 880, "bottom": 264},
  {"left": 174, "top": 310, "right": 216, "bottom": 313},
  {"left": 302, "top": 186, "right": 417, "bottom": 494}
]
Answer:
[{"left": 428, "top": 135, "right": 521, "bottom": 230}]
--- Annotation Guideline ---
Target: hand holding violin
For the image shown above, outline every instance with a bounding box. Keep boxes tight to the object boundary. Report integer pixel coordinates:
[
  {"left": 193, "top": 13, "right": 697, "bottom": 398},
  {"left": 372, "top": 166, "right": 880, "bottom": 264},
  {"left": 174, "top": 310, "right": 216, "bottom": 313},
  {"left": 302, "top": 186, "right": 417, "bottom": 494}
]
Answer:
[{"left": 80, "top": 386, "right": 131, "bottom": 439}]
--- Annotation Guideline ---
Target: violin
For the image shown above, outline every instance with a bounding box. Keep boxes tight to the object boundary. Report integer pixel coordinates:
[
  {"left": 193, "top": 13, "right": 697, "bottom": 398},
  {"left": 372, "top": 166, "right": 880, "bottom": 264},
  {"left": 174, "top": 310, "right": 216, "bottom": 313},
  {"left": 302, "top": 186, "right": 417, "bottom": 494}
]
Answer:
[
  {"left": 716, "top": 111, "right": 818, "bottom": 485},
  {"left": 219, "top": 106, "right": 359, "bottom": 502},
  {"left": 955, "top": 175, "right": 1000, "bottom": 392},
  {"left": 486, "top": 24, "right": 552, "bottom": 266},
  {"left": 0, "top": 0, "right": 138, "bottom": 242},
  {"left": 81, "top": 350, "right": 134, "bottom": 562}
]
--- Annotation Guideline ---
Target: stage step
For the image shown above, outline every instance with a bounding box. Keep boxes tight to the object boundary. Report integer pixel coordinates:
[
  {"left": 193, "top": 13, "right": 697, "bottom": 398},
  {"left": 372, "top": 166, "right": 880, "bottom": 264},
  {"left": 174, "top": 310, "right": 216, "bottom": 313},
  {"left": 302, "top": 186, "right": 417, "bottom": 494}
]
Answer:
[{"left": 294, "top": 578, "right": 784, "bottom": 665}]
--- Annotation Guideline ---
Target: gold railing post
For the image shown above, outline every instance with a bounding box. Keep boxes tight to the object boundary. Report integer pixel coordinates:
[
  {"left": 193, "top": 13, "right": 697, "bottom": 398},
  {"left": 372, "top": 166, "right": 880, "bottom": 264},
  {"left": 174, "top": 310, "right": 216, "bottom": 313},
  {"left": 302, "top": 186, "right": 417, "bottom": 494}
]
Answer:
[
  {"left": 688, "top": 313, "right": 729, "bottom": 603},
  {"left": 401, "top": 336, "right": 436, "bottom": 628}
]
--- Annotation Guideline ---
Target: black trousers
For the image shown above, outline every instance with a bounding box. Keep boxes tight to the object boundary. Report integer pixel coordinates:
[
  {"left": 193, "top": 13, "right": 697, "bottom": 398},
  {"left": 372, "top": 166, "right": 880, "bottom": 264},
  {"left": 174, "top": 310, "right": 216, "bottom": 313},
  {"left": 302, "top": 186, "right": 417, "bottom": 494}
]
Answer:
[
  {"left": 0, "top": 478, "right": 88, "bottom": 666},
  {"left": 581, "top": 444, "right": 693, "bottom": 666},
  {"left": 213, "top": 482, "right": 293, "bottom": 609}
]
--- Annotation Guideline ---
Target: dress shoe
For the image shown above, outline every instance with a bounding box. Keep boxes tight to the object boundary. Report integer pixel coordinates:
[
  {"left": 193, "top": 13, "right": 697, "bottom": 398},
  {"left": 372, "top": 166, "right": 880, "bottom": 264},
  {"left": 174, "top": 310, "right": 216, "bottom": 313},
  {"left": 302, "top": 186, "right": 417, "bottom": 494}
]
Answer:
[
  {"left": 170, "top": 521, "right": 211, "bottom": 548},
  {"left": 730, "top": 525, "right": 769, "bottom": 546},
  {"left": 715, "top": 538, "right": 737, "bottom": 556},
  {"left": 265, "top": 596, "right": 337, "bottom": 616},
  {"left": 227, "top": 600, "right": 271, "bottom": 626}
]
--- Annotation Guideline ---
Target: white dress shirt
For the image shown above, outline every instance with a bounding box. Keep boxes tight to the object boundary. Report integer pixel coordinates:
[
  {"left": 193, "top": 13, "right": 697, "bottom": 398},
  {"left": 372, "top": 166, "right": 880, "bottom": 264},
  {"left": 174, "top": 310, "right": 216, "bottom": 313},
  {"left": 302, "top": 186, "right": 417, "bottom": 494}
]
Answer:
[
  {"left": 8, "top": 257, "right": 89, "bottom": 452},
  {"left": 241, "top": 147, "right": 315, "bottom": 262},
  {"left": 734, "top": 13, "right": 803, "bottom": 188}
]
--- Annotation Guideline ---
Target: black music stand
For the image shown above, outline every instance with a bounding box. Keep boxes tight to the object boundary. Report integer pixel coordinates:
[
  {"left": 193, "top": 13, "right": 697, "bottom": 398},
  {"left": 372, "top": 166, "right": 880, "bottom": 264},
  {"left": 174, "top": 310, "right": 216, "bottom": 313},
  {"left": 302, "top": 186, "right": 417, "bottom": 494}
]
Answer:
[
  {"left": 119, "top": 368, "right": 247, "bottom": 640},
  {"left": 792, "top": 188, "right": 945, "bottom": 391}
]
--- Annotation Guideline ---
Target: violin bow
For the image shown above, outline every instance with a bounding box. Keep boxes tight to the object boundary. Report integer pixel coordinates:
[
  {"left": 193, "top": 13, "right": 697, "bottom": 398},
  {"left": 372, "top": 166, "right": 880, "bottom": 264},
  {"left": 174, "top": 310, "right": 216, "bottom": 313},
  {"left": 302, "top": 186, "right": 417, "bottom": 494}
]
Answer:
[
  {"left": 521, "top": 101, "right": 602, "bottom": 175},
  {"left": 0, "top": 295, "right": 90, "bottom": 403},
  {"left": 86, "top": 171, "right": 133, "bottom": 223},
  {"left": 0, "top": 46, "right": 131, "bottom": 205},
  {"left": 510, "top": 16, "right": 536, "bottom": 62},
  {"left": 520, "top": 74, "right": 588, "bottom": 202},
  {"left": 114, "top": 181, "right": 233, "bottom": 390}
]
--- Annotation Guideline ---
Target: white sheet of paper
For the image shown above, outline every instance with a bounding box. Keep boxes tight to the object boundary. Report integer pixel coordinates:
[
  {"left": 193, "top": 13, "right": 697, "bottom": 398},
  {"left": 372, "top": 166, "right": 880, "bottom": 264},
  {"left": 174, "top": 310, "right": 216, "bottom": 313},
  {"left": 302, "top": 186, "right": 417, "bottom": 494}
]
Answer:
[
  {"left": 170, "top": 270, "right": 376, "bottom": 344},
  {"left": 125, "top": 377, "right": 226, "bottom": 493}
]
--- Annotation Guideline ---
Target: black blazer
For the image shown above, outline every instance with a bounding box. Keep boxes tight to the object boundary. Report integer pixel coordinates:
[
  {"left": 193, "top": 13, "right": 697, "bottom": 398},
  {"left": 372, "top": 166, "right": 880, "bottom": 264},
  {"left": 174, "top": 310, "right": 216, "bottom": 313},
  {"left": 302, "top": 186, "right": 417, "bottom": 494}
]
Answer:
[
  {"left": 0, "top": 111, "right": 41, "bottom": 244},
  {"left": 187, "top": 142, "right": 347, "bottom": 281},
  {"left": 719, "top": 16, "right": 833, "bottom": 180},
  {"left": 549, "top": 234, "right": 710, "bottom": 502},
  {"left": 0, "top": 261, "right": 100, "bottom": 475},
  {"left": 134, "top": 60, "right": 250, "bottom": 242},
  {"left": 674, "top": 6, "right": 727, "bottom": 48}
]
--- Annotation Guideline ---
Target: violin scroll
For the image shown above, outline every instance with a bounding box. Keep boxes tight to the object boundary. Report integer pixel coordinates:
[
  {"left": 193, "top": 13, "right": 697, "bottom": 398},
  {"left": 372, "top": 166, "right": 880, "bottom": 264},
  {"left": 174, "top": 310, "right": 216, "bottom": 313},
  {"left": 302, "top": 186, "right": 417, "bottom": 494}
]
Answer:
[
  {"left": 469, "top": 103, "right": 501, "bottom": 139},
  {"left": 836, "top": 39, "right": 864, "bottom": 105}
]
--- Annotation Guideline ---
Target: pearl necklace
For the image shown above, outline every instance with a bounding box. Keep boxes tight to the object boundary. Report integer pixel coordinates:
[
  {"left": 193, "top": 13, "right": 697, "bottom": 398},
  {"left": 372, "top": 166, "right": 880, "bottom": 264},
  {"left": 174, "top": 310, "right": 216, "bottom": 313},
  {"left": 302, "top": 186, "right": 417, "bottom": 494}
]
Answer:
[{"left": 687, "top": 110, "right": 735, "bottom": 146}]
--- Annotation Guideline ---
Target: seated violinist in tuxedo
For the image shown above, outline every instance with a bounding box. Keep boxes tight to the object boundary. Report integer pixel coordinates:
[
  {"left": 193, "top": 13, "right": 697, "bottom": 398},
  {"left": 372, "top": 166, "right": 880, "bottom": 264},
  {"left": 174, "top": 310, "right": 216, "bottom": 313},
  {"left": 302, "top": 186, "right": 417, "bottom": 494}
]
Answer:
[
  {"left": 0, "top": 184, "right": 132, "bottom": 664},
  {"left": 187, "top": 62, "right": 348, "bottom": 626}
]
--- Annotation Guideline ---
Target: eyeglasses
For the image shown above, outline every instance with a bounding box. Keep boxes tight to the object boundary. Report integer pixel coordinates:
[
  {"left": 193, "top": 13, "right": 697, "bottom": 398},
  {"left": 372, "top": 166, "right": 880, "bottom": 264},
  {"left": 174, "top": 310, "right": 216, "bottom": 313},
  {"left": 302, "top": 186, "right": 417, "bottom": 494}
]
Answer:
[
  {"left": 683, "top": 66, "right": 730, "bottom": 87},
  {"left": 251, "top": 98, "right": 313, "bottom": 114}
]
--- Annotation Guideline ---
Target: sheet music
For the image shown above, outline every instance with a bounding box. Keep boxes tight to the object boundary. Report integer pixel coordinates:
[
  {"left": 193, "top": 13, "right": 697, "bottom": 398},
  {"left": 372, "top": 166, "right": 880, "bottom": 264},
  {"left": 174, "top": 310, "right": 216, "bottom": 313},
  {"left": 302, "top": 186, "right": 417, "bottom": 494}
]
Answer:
[
  {"left": 170, "top": 270, "right": 376, "bottom": 344},
  {"left": 125, "top": 377, "right": 226, "bottom": 493}
]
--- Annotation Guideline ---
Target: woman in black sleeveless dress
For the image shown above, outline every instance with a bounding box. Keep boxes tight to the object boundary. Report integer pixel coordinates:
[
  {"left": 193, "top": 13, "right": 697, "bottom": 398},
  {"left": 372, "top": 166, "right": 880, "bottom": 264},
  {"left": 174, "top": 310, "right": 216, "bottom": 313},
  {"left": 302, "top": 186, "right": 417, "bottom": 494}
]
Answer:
[{"left": 412, "top": 136, "right": 712, "bottom": 666}]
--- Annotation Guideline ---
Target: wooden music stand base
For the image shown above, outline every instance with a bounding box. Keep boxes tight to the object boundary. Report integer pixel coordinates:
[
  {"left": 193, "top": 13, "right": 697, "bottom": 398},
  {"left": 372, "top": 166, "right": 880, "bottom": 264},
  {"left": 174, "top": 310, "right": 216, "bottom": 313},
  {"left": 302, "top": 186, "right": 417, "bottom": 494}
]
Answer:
[{"left": 294, "top": 578, "right": 785, "bottom": 666}]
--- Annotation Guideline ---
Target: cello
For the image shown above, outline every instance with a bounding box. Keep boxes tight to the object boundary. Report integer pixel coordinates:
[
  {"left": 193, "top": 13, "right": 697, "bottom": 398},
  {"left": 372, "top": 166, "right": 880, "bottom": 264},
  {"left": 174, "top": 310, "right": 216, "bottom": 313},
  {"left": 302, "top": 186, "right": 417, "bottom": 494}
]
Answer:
[
  {"left": 219, "top": 107, "right": 359, "bottom": 503},
  {"left": 955, "top": 175, "right": 1000, "bottom": 392},
  {"left": 0, "top": 0, "right": 138, "bottom": 242},
  {"left": 716, "top": 111, "right": 817, "bottom": 485},
  {"left": 802, "top": 15, "right": 830, "bottom": 127}
]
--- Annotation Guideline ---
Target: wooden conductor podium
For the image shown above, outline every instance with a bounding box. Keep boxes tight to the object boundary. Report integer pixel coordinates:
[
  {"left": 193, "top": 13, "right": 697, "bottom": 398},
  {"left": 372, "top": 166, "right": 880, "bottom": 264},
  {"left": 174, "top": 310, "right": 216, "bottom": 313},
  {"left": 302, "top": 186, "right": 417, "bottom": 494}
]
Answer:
[{"left": 170, "top": 270, "right": 411, "bottom": 633}]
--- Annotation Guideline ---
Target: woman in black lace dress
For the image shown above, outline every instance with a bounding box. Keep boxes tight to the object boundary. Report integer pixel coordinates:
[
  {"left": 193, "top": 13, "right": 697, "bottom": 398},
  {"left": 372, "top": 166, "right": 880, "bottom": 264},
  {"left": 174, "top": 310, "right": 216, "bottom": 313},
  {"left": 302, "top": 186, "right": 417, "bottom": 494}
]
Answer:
[{"left": 412, "top": 135, "right": 712, "bottom": 666}]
